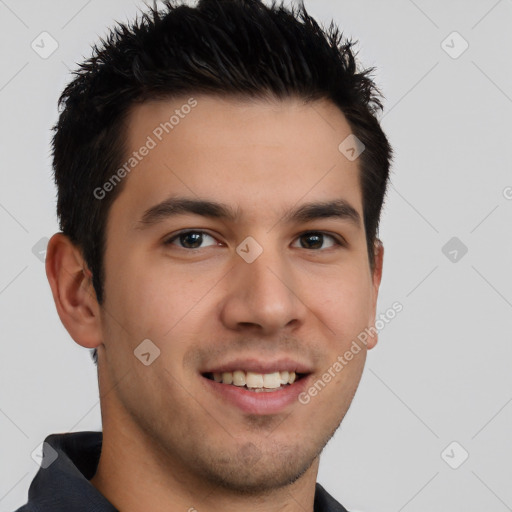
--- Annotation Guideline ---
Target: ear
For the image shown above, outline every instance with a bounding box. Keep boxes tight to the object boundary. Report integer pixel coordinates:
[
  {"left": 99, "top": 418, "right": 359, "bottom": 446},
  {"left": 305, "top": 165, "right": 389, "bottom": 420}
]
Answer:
[
  {"left": 45, "top": 233, "right": 103, "bottom": 349},
  {"left": 365, "top": 239, "right": 384, "bottom": 350}
]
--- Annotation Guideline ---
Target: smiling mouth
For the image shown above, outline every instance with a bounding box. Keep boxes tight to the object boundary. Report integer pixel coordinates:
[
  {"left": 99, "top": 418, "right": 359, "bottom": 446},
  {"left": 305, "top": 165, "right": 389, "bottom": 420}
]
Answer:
[{"left": 202, "top": 370, "right": 308, "bottom": 392}]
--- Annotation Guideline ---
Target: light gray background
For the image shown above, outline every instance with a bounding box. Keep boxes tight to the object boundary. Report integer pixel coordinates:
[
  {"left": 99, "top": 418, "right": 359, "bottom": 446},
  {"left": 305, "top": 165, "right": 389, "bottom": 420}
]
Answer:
[{"left": 1, "top": 0, "right": 511, "bottom": 511}]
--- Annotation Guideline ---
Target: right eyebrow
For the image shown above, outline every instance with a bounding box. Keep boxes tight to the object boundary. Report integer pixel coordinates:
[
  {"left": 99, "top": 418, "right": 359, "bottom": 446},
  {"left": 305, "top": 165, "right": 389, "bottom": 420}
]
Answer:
[{"left": 135, "top": 197, "right": 240, "bottom": 230}]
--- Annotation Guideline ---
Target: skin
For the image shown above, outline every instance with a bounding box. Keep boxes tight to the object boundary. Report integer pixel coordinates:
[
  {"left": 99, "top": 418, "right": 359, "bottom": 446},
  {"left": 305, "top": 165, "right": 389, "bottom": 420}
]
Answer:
[{"left": 46, "top": 94, "right": 383, "bottom": 512}]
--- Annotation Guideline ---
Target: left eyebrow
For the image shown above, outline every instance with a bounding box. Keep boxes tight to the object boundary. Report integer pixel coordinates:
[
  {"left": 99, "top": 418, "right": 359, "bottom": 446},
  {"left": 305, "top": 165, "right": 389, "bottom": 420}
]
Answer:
[
  {"left": 135, "top": 196, "right": 361, "bottom": 229},
  {"left": 281, "top": 199, "right": 361, "bottom": 227}
]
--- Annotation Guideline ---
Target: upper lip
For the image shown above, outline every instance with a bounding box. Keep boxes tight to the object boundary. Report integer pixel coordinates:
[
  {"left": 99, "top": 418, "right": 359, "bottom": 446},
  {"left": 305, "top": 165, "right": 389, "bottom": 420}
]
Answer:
[{"left": 201, "top": 357, "right": 314, "bottom": 375}]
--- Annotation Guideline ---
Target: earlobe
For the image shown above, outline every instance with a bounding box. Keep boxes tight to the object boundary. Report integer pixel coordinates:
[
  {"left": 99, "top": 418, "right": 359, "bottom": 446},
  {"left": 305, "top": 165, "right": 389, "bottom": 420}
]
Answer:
[{"left": 45, "top": 233, "right": 102, "bottom": 349}]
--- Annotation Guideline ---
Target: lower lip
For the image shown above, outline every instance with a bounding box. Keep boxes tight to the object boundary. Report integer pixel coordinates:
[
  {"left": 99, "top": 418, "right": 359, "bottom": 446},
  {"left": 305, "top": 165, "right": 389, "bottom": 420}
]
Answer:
[{"left": 201, "top": 375, "right": 311, "bottom": 415}]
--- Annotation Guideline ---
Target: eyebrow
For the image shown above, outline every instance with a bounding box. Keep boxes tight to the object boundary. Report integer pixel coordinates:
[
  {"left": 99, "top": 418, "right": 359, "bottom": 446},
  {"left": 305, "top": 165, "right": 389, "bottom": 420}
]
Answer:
[{"left": 135, "top": 197, "right": 361, "bottom": 229}]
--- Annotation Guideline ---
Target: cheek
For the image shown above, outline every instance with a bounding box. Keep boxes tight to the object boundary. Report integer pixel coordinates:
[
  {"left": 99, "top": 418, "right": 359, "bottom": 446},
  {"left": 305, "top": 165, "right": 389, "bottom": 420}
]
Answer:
[
  {"left": 313, "top": 266, "right": 374, "bottom": 339},
  {"left": 108, "top": 258, "right": 217, "bottom": 343},
  {"left": 102, "top": 253, "right": 168, "bottom": 343}
]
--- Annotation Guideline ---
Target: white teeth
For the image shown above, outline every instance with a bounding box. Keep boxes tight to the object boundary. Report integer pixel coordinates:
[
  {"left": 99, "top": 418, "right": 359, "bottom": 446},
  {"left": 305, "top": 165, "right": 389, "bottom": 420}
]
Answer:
[
  {"left": 232, "top": 370, "right": 246, "bottom": 387},
  {"left": 246, "top": 372, "right": 264, "bottom": 388},
  {"left": 209, "top": 370, "right": 298, "bottom": 388},
  {"left": 263, "top": 372, "right": 282, "bottom": 389},
  {"left": 221, "top": 372, "right": 233, "bottom": 385}
]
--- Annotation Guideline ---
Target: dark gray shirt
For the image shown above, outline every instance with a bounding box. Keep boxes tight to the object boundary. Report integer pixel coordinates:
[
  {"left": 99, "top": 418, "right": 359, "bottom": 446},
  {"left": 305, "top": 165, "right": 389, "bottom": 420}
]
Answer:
[{"left": 14, "top": 431, "right": 349, "bottom": 511}]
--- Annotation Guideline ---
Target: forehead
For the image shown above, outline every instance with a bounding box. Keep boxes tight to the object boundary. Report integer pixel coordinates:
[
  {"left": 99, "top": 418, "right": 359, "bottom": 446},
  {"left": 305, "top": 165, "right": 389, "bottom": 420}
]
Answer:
[{"left": 109, "top": 94, "right": 363, "bottom": 228}]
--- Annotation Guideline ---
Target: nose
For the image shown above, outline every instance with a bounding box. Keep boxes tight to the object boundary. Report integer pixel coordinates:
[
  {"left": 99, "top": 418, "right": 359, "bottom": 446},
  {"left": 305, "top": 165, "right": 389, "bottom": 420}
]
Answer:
[{"left": 219, "top": 243, "right": 306, "bottom": 335}]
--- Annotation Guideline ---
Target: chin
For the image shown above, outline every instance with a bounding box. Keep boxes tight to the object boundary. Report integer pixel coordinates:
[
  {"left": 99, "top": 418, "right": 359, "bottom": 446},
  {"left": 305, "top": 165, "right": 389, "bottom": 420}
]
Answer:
[
  {"left": 190, "top": 430, "right": 335, "bottom": 496},
  {"left": 203, "top": 454, "right": 315, "bottom": 495}
]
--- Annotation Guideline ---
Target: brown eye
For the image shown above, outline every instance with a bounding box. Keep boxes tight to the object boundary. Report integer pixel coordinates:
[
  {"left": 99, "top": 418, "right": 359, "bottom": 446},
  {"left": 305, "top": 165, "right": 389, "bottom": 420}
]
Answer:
[{"left": 293, "top": 232, "right": 343, "bottom": 250}]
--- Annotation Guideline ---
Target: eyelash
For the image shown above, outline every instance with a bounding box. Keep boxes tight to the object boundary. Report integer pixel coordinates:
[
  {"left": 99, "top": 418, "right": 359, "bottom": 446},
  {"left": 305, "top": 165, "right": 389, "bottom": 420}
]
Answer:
[{"left": 163, "top": 230, "right": 346, "bottom": 251}]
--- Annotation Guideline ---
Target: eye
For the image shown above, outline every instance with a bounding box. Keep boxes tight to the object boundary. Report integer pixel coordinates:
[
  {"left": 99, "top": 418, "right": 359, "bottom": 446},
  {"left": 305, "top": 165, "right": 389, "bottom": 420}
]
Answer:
[
  {"left": 164, "top": 230, "right": 219, "bottom": 249},
  {"left": 292, "top": 232, "right": 344, "bottom": 250},
  {"left": 163, "top": 230, "right": 344, "bottom": 251}
]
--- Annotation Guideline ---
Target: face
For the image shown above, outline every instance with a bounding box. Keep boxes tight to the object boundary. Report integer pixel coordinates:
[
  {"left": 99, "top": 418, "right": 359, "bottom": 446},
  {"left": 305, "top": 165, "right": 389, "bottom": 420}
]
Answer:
[{"left": 97, "top": 94, "right": 382, "bottom": 494}]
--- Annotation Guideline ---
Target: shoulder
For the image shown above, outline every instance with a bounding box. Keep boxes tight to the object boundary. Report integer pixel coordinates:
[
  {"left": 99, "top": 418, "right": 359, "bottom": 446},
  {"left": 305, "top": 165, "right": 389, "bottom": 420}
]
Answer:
[
  {"left": 12, "top": 504, "right": 40, "bottom": 512},
  {"left": 315, "top": 482, "right": 351, "bottom": 512}
]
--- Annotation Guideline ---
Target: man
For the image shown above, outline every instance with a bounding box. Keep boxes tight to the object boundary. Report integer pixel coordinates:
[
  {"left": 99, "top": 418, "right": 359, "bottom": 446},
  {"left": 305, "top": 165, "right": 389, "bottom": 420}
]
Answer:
[{"left": 16, "top": 0, "right": 392, "bottom": 510}]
